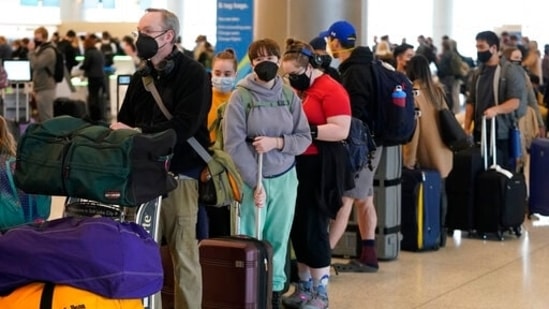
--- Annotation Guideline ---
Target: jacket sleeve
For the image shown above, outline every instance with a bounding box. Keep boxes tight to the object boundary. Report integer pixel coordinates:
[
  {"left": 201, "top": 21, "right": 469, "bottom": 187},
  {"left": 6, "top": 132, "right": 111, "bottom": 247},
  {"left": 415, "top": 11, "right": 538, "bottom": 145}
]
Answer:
[
  {"left": 505, "top": 64, "right": 527, "bottom": 117},
  {"left": 403, "top": 99, "right": 420, "bottom": 169},
  {"left": 223, "top": 90, "right": 259, "bottom": 188},
  {"left": 280, "top": 92, "right": 312, "bottom": 155}
]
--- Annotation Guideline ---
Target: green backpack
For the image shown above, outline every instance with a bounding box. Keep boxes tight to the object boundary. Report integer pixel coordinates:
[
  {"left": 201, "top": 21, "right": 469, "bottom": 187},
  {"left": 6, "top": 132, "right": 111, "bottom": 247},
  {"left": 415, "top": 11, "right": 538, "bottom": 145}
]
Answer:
[{"left": 209, "top": 85, "right": 295, "bottom": 150}]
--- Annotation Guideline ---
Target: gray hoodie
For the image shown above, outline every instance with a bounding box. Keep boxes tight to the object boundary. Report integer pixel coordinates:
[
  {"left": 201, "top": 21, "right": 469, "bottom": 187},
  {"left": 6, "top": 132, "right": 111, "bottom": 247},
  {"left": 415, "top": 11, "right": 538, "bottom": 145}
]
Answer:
[
  {"left": 29, "top": 43, "right": 56, "bottom": 92},
  {"left": 223, "top": 74, "right": 311, "bottom": 188}
]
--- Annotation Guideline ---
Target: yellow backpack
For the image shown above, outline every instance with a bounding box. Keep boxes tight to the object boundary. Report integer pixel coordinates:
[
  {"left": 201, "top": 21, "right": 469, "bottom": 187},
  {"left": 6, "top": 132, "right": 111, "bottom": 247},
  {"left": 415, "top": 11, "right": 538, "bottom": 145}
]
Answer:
[{"left": 0, "top": 282, "right": 144, "bottom": 309}]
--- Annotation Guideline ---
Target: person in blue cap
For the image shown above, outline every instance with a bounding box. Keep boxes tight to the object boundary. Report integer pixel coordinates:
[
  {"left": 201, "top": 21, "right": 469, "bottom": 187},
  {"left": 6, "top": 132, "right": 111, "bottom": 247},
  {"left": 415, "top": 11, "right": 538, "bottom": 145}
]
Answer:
[{"left": 322, "top": 20, "right": 385, "bottom": 273}]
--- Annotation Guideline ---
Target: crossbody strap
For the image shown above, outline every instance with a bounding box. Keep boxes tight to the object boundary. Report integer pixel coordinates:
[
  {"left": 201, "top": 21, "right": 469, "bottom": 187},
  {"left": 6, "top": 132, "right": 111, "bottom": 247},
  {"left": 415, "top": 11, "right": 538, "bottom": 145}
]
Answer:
[{"left": 142, "top": 76, "right": 212, "bottom": 163}]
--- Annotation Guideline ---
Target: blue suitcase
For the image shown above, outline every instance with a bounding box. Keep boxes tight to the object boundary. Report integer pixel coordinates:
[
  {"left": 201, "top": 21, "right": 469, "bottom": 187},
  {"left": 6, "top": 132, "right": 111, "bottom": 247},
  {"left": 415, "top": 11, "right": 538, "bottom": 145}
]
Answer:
[
  {"left": 401, "top": 168, "right": 442, "bottom": 251},
  {"left": 529, "top": 139, "right": 549, "bottom": 216}
]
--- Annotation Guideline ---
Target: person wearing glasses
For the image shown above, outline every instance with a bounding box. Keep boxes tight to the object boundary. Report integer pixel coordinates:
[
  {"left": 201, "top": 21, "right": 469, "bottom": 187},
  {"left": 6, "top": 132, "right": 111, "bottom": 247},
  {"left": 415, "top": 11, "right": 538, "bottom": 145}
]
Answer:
[
  {"left": 110, "top": 8, "right": 211, "bottom": 309},
  {"left": 280, "top": 38, "right": 352, "bottom": 309}
]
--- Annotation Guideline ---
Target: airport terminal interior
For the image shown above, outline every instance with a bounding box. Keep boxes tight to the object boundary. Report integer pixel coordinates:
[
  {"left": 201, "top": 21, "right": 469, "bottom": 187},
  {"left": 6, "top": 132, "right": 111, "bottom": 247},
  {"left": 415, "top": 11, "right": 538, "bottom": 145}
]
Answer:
[{"left": 3, "top": 0, "right": 549, "bottom": 308}]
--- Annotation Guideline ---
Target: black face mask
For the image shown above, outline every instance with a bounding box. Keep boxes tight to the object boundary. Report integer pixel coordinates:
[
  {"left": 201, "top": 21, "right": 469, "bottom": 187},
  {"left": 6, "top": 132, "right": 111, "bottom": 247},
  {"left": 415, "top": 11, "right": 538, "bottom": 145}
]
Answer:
[
  {"left": 34, "top": 39, "right": 43, "bottom": 47},
  {"left": 477, "top": 50, "right": 492, "bottom": 63},
  {"left": 289, "top": 70, "right": 311, "bottom": 91},
  {"left": 510, "top": 60, "right": 522, "bottom": 65},
  {"left": 136, "top": 33, "right": 158, "bottom": 60},
  {"left": 254, "top": 61, "right": 278, "bottom": 82}
]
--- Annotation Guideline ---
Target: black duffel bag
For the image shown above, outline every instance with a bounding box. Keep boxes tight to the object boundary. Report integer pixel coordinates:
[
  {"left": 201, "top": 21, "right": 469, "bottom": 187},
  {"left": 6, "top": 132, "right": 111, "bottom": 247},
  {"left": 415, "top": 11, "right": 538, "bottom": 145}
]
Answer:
[{"left": 15, "top": 116, "right": 177, "bottom": 206}]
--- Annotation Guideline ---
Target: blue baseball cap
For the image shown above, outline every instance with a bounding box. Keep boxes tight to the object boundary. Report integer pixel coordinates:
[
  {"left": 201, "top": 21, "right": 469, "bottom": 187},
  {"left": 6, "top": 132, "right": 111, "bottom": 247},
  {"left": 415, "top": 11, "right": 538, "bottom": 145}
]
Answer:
[{"left": 323, "top": 20, "right": 356, "bottom": 46}]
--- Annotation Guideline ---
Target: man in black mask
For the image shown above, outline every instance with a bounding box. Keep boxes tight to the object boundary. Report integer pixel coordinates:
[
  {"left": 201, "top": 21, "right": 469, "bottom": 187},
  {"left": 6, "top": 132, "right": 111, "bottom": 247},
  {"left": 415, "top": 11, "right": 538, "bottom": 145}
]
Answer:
[
  {"left": 464, "top": 30, "right": 526, "bottom": 169},
  {"left": 28, "top": 26, "right": 57, "bottom": 122},
  {"left": 110, "top": 8, "right": 211, "bottom": 309}
]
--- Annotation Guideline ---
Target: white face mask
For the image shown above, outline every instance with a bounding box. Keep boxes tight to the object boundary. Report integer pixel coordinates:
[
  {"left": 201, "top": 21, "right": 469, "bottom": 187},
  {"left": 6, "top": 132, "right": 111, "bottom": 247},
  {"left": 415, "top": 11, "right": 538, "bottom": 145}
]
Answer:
[{"left": 211, "top": 76, "right": 236, "bottom": 93}]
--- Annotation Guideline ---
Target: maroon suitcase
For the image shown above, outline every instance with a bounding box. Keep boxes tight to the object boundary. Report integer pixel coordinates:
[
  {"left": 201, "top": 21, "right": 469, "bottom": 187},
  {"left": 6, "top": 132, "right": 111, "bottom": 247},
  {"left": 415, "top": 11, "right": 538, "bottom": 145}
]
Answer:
[
  {"left": 199, "top": 236, "right": 273, "bottom": 308},
  {"left": 200, "top": 153, "right": 273, "bottom": 309}
]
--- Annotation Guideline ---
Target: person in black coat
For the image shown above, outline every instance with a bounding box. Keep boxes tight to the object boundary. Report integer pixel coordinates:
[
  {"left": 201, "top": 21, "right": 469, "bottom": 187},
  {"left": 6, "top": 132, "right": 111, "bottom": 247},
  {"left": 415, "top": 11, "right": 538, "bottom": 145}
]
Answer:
[{"left": 80, "top": 36, "right": 106, "bottom": 121}]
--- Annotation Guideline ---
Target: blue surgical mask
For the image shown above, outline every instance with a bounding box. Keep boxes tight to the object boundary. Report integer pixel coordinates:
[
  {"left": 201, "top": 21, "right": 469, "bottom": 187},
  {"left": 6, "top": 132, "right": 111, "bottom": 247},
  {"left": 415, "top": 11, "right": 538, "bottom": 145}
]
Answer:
[{"left": 212, "top": 76, "right": 236, "bottom": 93}]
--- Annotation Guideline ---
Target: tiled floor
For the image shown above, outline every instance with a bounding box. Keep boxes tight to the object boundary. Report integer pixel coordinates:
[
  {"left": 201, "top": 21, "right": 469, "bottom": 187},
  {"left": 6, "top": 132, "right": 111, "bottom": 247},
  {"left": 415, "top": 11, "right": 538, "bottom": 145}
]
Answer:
[
  {"left": 50, "top": 197, "right": 549, "bottom": 309},
  {"left": 327, "top": 215, "right": 549, "bottom": 309}
]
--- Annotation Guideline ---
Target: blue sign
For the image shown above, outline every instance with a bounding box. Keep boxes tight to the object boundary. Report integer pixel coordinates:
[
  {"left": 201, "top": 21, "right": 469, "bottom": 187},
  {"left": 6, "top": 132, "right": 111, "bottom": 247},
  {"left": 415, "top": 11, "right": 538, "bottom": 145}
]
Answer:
[{"left": 216, "top": 0, "right": 254, "bottom": 81}]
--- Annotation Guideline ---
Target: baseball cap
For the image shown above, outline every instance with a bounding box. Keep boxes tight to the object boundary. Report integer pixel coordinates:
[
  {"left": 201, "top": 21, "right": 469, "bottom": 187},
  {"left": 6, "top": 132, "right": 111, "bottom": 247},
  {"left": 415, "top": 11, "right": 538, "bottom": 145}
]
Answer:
[{"left": 323, "top": 20, "right": 357, "bottom": 46}]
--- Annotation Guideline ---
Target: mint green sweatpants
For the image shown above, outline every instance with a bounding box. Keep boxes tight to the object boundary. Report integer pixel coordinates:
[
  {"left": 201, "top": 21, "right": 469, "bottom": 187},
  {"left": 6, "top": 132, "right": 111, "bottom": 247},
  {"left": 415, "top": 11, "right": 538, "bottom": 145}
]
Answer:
[{"left": 239, "top": 167, "right": 298, "bottom": 292}]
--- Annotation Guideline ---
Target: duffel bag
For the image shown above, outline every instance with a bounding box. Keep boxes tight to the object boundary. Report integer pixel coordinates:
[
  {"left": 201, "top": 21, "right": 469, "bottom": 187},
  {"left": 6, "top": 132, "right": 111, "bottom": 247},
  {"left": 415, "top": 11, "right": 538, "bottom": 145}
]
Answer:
[
  {"left": 0, "top": 282, "right": 143, "bottom": 309},
  {"left": 0, "top": 216, "right": 163, "bottom": 299},
  {"left": 14, "top": 116, "right": 177, "bottom": 206}
]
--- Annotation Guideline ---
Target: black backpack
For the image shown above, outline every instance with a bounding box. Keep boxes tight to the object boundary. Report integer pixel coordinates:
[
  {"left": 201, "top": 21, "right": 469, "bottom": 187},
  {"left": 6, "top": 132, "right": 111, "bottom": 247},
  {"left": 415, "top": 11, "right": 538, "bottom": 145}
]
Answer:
[
  {"left": 45, "top": 45, "right": 65, "bottom": 83},
  {"left": 343, "top": 117, "right": 377, "bottom": 174},
  {"left": 370, "top": 60, "right": 416, "bottom": 146}
]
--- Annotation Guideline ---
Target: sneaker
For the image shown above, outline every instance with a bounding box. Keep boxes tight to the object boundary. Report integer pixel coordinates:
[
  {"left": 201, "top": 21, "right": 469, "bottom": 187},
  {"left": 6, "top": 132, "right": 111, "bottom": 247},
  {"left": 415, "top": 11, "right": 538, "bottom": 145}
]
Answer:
[
  {"left": 282, "top": 281, "right": 312, "bottom": 309},
  {"left": 272, "top": 291, "right": 281, "bottom": 309},
  {"left": 301, "top": 286, "right": 329, "bottom": 309}
]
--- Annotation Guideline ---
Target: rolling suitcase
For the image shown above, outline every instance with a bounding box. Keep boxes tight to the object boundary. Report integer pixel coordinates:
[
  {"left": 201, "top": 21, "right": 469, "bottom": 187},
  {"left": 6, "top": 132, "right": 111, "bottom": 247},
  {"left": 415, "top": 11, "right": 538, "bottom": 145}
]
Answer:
[
  {"left": 529, "top": 138, "right": 549, "bottom": 216},
  {"left": 474, "top": 117, "right": 526, "bottom": 239},
  {"left": 200, "top": 153, "right": 273, "bottom": 308},
  {"left": 64, "top": 196, "right": 163, "bottom": 309},
  {"left": 445, "top": 146, "right": 483, "bottom": 233},
  {"left": 401, "top": 168, "right": 442, "bottom": 251},
  {"left": 373, "top": 145, "right": 402, "bottom": 260}
]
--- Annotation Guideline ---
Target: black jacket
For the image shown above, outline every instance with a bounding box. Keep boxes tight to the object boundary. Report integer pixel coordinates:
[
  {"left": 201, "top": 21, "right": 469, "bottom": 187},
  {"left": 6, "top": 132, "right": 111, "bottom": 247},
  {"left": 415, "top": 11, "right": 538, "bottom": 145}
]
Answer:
[
  {"left": 117, "top": 48, "right": 212, "bottom": 174},
  {"left": 339, "top": 47, "right": 376, "bottom": 130},
  {"left": 80, "top": 47, "right": 105, "bottom": 79}
]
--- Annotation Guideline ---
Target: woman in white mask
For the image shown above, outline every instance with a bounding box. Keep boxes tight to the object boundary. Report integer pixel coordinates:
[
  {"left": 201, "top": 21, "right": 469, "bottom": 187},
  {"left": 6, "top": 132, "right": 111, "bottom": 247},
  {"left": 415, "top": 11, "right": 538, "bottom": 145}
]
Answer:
[
  {"left": 203, "top": 48, "right": 238, "bottom": 239},
  {"left": 208, "top": 48, "right": 237, "bottom": 142}
]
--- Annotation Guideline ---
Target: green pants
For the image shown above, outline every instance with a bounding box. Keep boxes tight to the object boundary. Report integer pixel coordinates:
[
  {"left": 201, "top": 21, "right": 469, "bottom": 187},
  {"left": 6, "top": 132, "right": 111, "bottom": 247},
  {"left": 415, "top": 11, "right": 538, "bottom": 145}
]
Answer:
[
  {"left": 239, "top": 167, "right": 298, "bottom": 292},
  {"left": 160, "top": 178, "right": 202, "bottom": 309}
]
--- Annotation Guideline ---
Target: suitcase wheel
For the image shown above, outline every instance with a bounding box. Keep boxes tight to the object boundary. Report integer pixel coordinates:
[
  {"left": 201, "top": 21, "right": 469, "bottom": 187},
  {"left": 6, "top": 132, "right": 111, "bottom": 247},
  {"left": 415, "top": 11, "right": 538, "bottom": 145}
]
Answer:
[{"left": 512, "top": 226, "right": 522, "bottom": 237}]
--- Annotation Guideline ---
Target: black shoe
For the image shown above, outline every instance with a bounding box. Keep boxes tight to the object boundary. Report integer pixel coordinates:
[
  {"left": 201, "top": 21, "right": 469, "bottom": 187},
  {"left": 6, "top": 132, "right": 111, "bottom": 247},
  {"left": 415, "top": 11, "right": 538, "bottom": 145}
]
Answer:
[{"left": 272, "top": 291, "right": 281, "bottom": 309}]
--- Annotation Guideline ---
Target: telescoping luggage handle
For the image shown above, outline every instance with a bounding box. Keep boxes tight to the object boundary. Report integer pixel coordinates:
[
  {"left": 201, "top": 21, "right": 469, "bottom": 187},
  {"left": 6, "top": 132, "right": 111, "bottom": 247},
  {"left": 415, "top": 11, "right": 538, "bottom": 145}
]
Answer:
[
  {"left": 480, "top": 115, "right": 497, "bottom": 170},
  {"left": 480, "top": 116, "right": 513, "bottom": 178},
  {"left": 255, "top": 153, "right": 263, "bottom": 240}
]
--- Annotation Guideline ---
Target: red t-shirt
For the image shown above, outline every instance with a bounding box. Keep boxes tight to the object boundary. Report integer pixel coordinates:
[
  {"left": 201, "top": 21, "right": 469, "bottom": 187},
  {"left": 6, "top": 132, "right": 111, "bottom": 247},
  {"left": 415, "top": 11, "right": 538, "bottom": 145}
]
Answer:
[{"left": 302, "top": 74, "right": 351, "bottom": 155}]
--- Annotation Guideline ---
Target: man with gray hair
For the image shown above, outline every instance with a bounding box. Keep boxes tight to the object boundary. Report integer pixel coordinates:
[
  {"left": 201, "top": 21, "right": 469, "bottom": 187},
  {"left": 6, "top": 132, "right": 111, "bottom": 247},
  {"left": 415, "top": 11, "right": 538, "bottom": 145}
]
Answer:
[{"left": 110, "top": 8, "right": 211, "bottom": 308}]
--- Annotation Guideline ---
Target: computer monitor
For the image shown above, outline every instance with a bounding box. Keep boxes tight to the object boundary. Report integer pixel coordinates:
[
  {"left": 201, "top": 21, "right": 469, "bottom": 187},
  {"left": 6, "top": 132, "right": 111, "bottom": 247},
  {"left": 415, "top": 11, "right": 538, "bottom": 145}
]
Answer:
[{"left": 2, "top": 59, "right": 31, "bottom": 82}]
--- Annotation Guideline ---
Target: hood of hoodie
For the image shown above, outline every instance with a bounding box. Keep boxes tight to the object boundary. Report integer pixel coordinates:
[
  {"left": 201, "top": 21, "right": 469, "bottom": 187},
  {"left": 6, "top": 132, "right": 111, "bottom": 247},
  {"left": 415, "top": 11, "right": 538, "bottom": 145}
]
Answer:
[
  {"left": 236, "top": 72, "right": 284, "bottom": 99},
  {"left": 339, "top": 46, "right": 374, "bottom": 73}
]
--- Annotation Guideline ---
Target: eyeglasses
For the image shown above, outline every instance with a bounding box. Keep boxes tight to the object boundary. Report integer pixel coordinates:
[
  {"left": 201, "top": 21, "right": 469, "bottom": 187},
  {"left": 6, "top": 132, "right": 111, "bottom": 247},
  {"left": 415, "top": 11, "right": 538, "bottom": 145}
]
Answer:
[{"left": 131, "top": 29, "right": 168, "bottom": 39}]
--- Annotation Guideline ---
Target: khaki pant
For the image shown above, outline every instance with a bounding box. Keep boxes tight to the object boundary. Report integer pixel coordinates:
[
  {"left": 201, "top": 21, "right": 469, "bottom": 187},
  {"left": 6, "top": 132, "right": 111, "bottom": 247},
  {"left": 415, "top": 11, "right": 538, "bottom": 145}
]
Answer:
[
  {"left": 35, "top": 88, "right": 56, "bottom": 122},
  {"left": 160, "top": 178, "right": 202, "bottom": 309}
]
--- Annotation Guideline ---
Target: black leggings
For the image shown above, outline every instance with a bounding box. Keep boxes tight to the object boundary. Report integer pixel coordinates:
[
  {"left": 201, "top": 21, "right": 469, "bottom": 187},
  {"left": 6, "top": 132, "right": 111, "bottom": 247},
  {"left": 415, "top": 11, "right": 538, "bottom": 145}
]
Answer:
[{"left": 290, "top": 155, "right": 331, "bottom": 268}]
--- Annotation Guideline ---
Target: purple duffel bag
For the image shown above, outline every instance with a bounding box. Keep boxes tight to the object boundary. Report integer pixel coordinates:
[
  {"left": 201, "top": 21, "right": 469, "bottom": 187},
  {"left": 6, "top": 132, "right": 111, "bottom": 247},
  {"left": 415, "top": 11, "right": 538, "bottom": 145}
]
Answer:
[{"left": 0, "top": 216, "right": 162, "bottom": 298}]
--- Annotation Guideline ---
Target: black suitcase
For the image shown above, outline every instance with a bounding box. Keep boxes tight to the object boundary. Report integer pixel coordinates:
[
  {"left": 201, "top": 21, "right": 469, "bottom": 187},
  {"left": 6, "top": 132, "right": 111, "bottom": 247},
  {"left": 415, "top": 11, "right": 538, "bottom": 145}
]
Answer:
[
  {"left": 445, "top": 146, "right": 483, "bottom": 232},
  {"left": 473, "top": 117, "right": 526, "bottom": 239},
  {"left": 474, "top": 171, "right": 526, "bottom": 239},
  {"left": 53, "top": 97, "right": 88, "bottom": 118}
]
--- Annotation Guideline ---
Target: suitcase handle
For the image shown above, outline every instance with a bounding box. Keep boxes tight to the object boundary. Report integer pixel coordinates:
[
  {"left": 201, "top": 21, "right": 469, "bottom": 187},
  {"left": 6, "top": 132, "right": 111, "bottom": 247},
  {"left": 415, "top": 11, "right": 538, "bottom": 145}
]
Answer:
[
  {"left": 255, "top": 153, "right": 263, "bottom": 240},
  {"left": 480, "top": 116, "right": 497, "bottom": 170}
]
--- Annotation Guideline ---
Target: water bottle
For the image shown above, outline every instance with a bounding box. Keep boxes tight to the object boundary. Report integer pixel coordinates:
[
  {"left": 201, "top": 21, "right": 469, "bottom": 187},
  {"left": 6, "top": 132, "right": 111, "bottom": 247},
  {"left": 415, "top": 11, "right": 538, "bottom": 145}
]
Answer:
[{"left": 392, "top": 85, "right": 406, "bottom": 107}]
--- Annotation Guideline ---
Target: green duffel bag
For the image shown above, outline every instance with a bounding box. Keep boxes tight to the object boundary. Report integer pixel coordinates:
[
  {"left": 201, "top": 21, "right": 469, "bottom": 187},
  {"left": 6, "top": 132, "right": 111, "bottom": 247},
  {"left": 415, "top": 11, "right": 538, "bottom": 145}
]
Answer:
[{"left": 15, "top": 116, "right": 177, "bottom": 206}]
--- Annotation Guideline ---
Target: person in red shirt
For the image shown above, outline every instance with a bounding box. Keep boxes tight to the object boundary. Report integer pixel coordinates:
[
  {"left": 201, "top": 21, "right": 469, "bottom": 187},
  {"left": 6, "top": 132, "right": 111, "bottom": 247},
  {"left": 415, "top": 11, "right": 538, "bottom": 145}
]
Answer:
[{"left": 281, "top": 38, "right": 352, "bottom": 309}]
